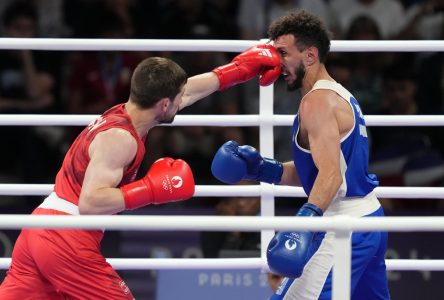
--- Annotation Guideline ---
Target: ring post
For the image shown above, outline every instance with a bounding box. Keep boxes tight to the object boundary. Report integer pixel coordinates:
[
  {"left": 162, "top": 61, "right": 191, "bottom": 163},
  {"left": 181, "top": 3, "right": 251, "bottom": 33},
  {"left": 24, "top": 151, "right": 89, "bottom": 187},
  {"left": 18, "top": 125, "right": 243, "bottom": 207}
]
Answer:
[
  {"left": 258, "top": 40, "right": 276, "bottom": 262},
  {"left": 332, "top": 216, "right": 352, "bottom": 300}
]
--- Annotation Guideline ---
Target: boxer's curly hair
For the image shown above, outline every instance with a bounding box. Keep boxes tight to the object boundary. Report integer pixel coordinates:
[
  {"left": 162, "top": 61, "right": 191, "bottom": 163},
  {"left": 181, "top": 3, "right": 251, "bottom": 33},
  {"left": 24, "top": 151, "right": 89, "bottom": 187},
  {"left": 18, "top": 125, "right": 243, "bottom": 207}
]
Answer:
[
  {"left": 268, "top": 10, "right": 332, "bottom": 63},
  {"left": 130, "top": 57, "right": 188, "bottom": 108}
]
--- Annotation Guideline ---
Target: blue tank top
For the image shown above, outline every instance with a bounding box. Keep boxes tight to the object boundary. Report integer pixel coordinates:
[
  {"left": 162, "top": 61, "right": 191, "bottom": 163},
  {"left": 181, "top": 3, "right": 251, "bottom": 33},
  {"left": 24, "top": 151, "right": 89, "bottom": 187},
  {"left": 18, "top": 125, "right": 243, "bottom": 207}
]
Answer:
[{"left": 291, "top": 80, "right": 378, "bottom": 198}]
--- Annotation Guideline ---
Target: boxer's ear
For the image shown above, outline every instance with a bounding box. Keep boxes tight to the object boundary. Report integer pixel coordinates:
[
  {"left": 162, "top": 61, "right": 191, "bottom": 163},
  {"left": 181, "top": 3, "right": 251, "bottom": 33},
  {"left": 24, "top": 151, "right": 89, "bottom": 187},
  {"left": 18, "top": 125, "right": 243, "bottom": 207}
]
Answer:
[{"left": 305, "top": 46, "right": 318, "bottom": 66}]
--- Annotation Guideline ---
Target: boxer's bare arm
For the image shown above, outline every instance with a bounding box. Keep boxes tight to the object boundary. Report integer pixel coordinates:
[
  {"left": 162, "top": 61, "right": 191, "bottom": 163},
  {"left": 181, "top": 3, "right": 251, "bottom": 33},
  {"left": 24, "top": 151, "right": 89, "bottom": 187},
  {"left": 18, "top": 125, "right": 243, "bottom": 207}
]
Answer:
[
  {"left": 179, "top": 44, "right": 280, "bottom": 110},
  {"left": 300, "top": 91, "right": 343, "bottom": 212},
  {"left": 280, "top": 161, "right": 300, "bottom": 186},
  {"left": 78, "top": 128, "right": 137, "bottom": 215},
  {"left": 179, "top": 72, "right": 219, "bottom": 110}
]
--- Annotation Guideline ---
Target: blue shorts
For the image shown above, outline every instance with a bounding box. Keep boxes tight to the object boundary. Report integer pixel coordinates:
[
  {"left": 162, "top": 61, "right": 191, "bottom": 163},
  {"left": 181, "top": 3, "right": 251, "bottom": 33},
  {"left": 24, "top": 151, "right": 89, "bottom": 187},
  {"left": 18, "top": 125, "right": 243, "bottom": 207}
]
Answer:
[{"left": 270, "top": 206, "right": 390, "bottom": 300}]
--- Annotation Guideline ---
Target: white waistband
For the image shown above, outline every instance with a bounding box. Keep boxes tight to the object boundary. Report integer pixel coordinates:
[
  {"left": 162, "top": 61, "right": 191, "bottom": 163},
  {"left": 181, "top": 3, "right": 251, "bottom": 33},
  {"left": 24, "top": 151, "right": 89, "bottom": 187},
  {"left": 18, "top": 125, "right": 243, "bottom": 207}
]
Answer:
[
  {"left": 38, "top": 192, "right": 79, "bottom": 215},
  {"left": 324, "top": 191, "right": 381, "bottom": 217}
]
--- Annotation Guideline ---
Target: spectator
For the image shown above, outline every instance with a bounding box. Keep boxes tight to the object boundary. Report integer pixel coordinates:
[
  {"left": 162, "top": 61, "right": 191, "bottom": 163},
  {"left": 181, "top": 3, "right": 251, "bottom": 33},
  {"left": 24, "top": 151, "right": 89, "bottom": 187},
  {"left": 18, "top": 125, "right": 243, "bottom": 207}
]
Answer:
[
  {"left": 345, "top": 15, "right": 386, "bottom": 114},
  {"left": 370, "top": 60, "right": 425, "bottom": 153},
  {"left": 401, "top": 0, "right": 444, "bottom": 40},
  {"left": 0, "top": 1, "right": 54, "bottom": 113},
  {"left": 325, "top": 53, "right": 352, "bottom": 90},
  {"left": 0, "top": 0, "right": 68, "bottom": 37},
  {"left": 159, "top": 0, "right": 229, "bottom": 39},
  {"left": 0, "top": 1, "right": 58, "bottom": 184},
  {"left": 237, "top": 0, "right": 332, "bottom": 40},
  {"left": 201, "top": 192, "right": 261, "bottom": 258},
  {"left": 236, "top": 0, "right": 331, "bottom": 149},
  {"left": 417, "top": 22, "right": 444, "bottom": 115},
  {"left": 209, "top": 0, "right": 240, "bottom": 39},
  {"left": 67, "top": 9, "right": 140, "bottom": 115},
  {"left": 329, "top": 0, "right": 407, "bottom": 39},
  {"left": 369, "top": 62, "right": 444, "bottom": 211}
]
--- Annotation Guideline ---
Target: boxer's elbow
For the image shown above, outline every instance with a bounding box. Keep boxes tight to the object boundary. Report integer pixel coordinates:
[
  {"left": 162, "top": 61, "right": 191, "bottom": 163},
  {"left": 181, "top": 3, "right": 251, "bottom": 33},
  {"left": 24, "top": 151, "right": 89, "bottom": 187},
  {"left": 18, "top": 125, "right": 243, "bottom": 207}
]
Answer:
[
  {"left": 78, "top": 190, "right": 104, "bottom": 215},
  {"left": 328, "top": 170, "right": 343, "bottom": 193},
  {"left": 319, "top": 169, "right": 343, "bottom": 194},
  {"left": 78, "top": 193, "right": 96, "bottom": 215},
  {"left": 78, "top": 188, "right": 124, "bottom": 215}
]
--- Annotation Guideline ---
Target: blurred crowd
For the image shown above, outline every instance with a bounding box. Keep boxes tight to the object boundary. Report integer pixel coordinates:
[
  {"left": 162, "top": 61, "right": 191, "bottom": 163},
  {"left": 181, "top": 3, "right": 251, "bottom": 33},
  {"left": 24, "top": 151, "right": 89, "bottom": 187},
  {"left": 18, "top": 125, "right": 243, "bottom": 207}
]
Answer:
[{"left": 1, "top": 0, "right": 444, "bottom": 240}]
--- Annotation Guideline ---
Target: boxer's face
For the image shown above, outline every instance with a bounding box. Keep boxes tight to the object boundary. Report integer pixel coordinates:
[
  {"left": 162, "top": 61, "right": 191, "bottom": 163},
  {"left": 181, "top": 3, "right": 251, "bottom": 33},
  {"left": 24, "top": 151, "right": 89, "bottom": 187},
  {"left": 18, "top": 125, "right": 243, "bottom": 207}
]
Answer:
[
  {"left": 161, "top": 86, "right": 185, "bottom": 124},
  {"left": 274, "top": 34, "right": 306, "bottom": 91}
]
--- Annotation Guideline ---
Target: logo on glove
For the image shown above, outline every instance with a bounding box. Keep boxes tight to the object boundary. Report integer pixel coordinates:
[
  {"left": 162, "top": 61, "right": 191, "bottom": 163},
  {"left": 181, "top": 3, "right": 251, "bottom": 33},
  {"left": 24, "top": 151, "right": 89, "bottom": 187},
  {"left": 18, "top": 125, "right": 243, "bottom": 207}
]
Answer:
[
  {"left": 162, "top": 175, "right": 184, "bottom": 194},
  {"left": 258, "top": 49, "right": 273, "bottom": 58},
  {"left": 284, "top": 233, "right": 301, "bottom": 251},
  {"left": 171, "top": 176, "right": 183, "bottom": 188},
  {"left": 118, "top": 280, "right": 130, "bottom": 295},
  {"left": 285, "top": 239, "right": 297, "bottom": 251}
]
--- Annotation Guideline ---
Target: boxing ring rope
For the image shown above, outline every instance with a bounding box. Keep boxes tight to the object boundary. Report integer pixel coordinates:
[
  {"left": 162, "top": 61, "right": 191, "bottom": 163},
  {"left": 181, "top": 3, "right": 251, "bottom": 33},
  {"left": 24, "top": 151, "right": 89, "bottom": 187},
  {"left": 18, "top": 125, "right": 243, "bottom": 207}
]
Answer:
[
  {"left": 1, "top": 39, "right": 444, "bottom": 300},
  {"left": 2, "top": 184, "right": 444, "bottom": 199},
  {"left": 0, "top": 38, "right": 444, "bottom": 52},
  {"left": 0, "top": 257, "right": 443, "bottom": 271},
  {"left": 2, "top": 114, "right": 444, "bottom": 126},
  {"left": 0, "top": 214, "right": 442, "bottom": 233}
]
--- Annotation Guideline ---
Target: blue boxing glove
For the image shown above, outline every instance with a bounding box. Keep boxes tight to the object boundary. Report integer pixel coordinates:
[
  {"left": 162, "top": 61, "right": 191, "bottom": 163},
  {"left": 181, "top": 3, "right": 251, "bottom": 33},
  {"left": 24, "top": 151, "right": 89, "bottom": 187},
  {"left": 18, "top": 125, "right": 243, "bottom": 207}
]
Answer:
[
  {"left": 211, "top": 140, "right": 283, "bottom": 184},
  {"left": 267, "top": 203, "right": 323, "bottom": 278}
]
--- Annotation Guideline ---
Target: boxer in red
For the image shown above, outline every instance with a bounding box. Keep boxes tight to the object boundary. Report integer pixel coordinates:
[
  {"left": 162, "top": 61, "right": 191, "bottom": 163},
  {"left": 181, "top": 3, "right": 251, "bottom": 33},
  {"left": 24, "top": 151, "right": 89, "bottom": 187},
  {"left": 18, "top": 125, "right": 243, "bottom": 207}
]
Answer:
[{"left": 0, "top": 47, "right": 281, "bottom": 299}]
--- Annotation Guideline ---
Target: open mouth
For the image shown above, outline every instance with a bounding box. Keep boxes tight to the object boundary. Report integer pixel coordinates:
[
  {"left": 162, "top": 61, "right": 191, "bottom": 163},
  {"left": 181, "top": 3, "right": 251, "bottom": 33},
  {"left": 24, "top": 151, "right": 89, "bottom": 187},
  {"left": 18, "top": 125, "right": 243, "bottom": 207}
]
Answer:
[
  {"left": 281, "top": 66, "right": 292, "bottom": 82},
  {"left": 281, "top": 66, "right": 289, "bottom": 79}
]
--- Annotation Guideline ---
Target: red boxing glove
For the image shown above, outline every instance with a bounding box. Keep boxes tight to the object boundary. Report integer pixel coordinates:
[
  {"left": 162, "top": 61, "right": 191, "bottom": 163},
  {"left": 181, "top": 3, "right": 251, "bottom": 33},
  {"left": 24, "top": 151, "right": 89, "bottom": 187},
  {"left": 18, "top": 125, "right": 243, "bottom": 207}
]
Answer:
[
  {"left": 212, "top": 44, "right": 281, "bottom": 91},
  {"left": 120, "top": 158, "right": 195, "bottom": 210}
]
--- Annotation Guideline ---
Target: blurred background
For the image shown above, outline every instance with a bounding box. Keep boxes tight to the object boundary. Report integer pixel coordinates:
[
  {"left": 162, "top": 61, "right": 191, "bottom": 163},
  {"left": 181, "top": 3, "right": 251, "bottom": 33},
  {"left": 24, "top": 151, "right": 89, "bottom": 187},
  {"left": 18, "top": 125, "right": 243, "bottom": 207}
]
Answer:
[{"left": 1, "top": 0, "right": 444, "bottom": 299}]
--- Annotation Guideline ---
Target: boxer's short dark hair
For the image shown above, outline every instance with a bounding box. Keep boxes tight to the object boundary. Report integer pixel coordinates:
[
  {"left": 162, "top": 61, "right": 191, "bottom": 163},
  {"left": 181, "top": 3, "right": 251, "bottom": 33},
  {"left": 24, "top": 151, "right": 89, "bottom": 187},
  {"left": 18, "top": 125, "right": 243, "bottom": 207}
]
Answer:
[
  {"left": 268, "top": 10, "right": 331, "bottom": 63},
  {"left": 130, "top": 57, "right": 188, "bottom": 108}
]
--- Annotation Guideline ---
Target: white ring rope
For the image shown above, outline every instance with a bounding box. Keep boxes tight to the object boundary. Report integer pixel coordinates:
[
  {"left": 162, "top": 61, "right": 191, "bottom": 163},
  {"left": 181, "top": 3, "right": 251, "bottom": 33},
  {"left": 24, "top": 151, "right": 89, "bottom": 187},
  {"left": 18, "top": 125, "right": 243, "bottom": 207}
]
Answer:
[
  {"left": 0, "top": 38, "right": 255, "bottom": 52},
  {"left": 0, "top": 258, "right": 264, "bottom": 271},
  {"left": 0, "top": 38, "right": 443, "bottom": 52},
  {"left": 2, "top": 184, "right": 444, "bottom": 199},
  {"left": 0, "top": 215, "right": 442, "bottom": 232},
  {"left": 0, "top": 257, "right": 442, "bottom": 271},
  {"left": 1, "top": 114, "right": 444, "bottom": 126}
]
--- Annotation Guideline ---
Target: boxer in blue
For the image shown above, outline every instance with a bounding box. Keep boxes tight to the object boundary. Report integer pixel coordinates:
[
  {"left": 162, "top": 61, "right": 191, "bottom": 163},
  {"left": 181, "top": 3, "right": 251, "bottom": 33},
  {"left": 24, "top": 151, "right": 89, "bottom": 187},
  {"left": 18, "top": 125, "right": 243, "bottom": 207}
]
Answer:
[{"left": 211, "top": 10, "right": 391, "bottom": 300}]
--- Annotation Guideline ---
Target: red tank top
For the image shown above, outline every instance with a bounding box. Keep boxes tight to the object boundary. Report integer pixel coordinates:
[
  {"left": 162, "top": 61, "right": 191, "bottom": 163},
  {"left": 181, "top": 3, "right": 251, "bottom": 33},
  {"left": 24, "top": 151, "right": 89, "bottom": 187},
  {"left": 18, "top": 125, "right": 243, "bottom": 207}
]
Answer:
[{"left": 54, "top": 104, "right": 146, "bottom": 205}]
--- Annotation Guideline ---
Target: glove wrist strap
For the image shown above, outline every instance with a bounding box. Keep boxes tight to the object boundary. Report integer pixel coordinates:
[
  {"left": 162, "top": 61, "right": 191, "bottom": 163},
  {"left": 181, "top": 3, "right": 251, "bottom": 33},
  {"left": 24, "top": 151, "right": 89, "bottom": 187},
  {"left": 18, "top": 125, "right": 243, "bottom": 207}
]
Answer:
[
  {"left": 120, "top": 179, "right": 154, "bottom": 210},
  {"left": 261, "top": 158, "right": 283, "bottom": 184},
  {"left": 298, "top": 202, "right": 323, "bottom": 217},
  {"left": 212, "top": 63, "right": 239, "bottom": 91}
]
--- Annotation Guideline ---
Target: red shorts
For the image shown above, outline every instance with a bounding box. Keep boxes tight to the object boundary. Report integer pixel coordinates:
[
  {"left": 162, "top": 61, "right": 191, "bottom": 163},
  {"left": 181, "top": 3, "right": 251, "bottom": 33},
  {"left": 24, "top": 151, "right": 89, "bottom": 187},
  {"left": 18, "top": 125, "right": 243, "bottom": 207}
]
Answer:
[{"left": 0, "top": 208, "right": 134, "bottom": 300}]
